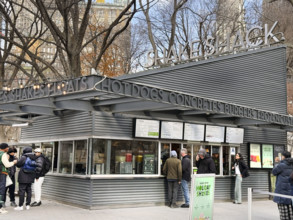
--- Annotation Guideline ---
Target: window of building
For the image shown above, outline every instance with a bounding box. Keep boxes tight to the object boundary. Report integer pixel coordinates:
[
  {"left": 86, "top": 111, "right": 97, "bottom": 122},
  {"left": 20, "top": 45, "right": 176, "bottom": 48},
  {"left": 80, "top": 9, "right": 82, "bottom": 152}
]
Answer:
[
  {"left": 91, "top": 139, "right": 158, "bottom": 175},
  {"left": 40, "top": 142, "right": 54, "bottom": 173},
  {"left": 59, "top": 141, "right": 73, "bottom": 174},
  {"left": 74, "top": 140, "right": 87, "bottom": 175}
]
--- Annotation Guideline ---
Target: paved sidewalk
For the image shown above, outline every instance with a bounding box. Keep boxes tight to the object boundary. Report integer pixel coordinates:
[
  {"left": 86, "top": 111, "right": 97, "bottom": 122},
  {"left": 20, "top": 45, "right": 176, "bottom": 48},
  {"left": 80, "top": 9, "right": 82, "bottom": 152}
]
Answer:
[{"left": 2, "top": 199, "right": 279, "bottom": 220}]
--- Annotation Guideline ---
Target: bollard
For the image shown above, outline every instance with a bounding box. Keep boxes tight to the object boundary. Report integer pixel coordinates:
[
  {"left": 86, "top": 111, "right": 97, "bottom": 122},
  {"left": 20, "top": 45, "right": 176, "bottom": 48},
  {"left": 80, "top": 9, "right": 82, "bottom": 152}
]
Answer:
[{"left": 248, "top": 188, "right": 252, "bottom": 220}]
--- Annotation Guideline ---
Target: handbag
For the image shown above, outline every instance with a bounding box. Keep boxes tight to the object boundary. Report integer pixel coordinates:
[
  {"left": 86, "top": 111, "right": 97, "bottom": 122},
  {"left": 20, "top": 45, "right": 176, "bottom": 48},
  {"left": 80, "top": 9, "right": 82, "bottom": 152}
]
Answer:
[{"left": 6, "top": 175, "right": 13, "bottom": 187}]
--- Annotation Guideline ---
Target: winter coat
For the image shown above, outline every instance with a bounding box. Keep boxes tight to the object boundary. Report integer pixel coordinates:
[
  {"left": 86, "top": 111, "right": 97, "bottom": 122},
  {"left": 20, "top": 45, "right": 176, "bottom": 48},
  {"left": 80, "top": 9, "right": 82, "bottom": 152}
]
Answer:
[
  {"left": 234, "top": 159, "right": 249, "bottom": 178},
  {"left": 35, "top": 155, "right": 46, "bottom": 179},
  {"left": 272, "top": 158, "right": 293, "bottom": 204},
  {"left": 163, "top": 157, "right": 182, "bottom": 181},
  {"left": 196, "top": 154, "right": 216, "bottom": 174},
  {"left": 16, "top": 147, "right": 36, "bottom": 184},
  {"left": 182, "top": 155, "right": 191, "bottom": 182},
  {"left": 8, "top": 154, "right": 17, "bottom": 177}
]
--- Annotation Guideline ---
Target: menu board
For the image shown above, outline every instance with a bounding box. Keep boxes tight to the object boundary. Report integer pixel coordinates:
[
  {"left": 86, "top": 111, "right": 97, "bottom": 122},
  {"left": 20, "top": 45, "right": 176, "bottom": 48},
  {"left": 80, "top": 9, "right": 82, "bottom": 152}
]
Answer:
[
  {"left": 161, "top": 121, "right": 183, "bottom": 139},
  {"left": 274, "top": 145, "right": 285, "bottom": 166},
  {"left": 205, "top": 125, "right": 225, "bottom": 142},
  {"left": 249, "top": 144, "right": 261, "bottom": 168},
  {"left": 262, "top": 144, "right": 273, "bottom": 168},
  {"left": 134, "top": 119, "right": 160, "bottom": 138},
  {"left": 184, "top": 123, "right": 205, "bottom": 141},
  {"left": 225, "top": 127, "right": 244, "bottom": 144}
]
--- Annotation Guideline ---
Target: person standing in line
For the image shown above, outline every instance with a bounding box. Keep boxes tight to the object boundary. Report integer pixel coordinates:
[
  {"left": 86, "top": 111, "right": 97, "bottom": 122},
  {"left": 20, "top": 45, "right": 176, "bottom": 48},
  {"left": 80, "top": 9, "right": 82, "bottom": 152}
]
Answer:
[
  {"left": 232, "top": 153, "right": 249, "bottom": 204},
  {"left": 180, "top": 148, "right": 191, "bottom": 208},
  {"left": 272, "top": 151, "right": 293, "bottom": 220},
  {"left": 31, "top": 148, "right": 46, "bottom": 207},
  {"left": 3, "top": 147, "right": 18, "bottom": 207},
  {"left": 14, "top": 147, "right": 37, "bottom": 211},
  {"left": 163, "top": 150, "right": 182, "bottom": 208},
  {"left": 195, "top": 148, "right": 216, "bottom": 174},
  {"left": 0, "top": 143, "right": 17, "bottom": 214}
]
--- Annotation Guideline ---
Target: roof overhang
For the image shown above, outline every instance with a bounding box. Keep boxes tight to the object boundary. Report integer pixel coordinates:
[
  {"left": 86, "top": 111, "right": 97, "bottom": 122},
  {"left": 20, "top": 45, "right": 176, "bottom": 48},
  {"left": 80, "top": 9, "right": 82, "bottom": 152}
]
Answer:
[{"left": 0, "top": 75, "right": 292, "bottom": 131}]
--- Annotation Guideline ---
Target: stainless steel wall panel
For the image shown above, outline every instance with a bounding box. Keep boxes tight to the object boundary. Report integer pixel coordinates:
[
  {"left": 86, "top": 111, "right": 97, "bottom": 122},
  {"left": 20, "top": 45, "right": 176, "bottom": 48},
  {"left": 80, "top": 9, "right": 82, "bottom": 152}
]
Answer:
[{"left": 119, "top": 46, "right": 287, "bottom": 114}]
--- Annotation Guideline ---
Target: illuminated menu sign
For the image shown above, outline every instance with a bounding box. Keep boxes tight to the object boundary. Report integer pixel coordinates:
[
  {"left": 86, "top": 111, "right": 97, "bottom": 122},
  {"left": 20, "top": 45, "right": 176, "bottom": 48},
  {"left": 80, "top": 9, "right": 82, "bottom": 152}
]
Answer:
[
  {"left": 184, "top": 123, "right": 205, "bottom": 141},
  {"left": 161, "top": 121, "right": 183, "bottom": 139},
  {"left": 226, "top": 127, "right": 244, "bottom": 144},
  {"left": 262, "top": 144, "right": 273, "bottom": 168},
  {"left": 134, "top": 119, "right": 160, "bottom": 138},
  {"left": 205, "top": 125, "right": 225, "bottom": 142},
  {"left": 249, "top": 144, "right": 261, "bottom": 168}
]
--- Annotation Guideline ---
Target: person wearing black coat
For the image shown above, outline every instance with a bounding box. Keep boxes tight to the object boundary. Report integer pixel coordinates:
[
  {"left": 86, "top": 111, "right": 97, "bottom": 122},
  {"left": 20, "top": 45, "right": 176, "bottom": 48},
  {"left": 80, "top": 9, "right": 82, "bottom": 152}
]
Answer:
[
  {"left": 14, "top": 147, "right": 37, "bottom": 211},
  {"left": 232, "top": 153, "right": 249, "bottom": 204},
  {"left": 272, "top": 151, "right": 293, "bottom": 220},
  {"left": 195, "top": 148, "right": 216, "bottom": 174},
  {"left": 3, "top": 147, "right": 18, "bottom": 207},
  {"left": 180, "top": 148, "right": 191, "bottom": 208},
  {"left": 31, "top": 148, "right": 46, "bottom": 207}
]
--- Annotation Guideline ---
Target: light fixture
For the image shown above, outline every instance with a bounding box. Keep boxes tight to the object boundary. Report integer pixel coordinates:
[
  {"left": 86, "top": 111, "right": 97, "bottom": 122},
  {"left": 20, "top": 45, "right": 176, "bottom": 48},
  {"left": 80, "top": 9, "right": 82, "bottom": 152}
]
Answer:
[{"left": 12, "top": 122, "right": 29, "bottom": 127}]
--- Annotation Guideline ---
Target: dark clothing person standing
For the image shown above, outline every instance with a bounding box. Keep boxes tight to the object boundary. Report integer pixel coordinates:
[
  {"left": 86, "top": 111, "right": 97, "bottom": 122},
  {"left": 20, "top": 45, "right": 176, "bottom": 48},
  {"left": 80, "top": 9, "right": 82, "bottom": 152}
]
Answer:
[
  {"left": 31, "top": 148, "right": 46, "bottom": 207},
  {"left": 15, "top": 147, "right": 37, "bottom": 211},
  {"left": 163, "top": 150, "right": 182, "bottom": 208},
  {"left": 195, "top": 148, "right": 216, "bottom": 174},
  {"left": 272, "top": 151, "right": 293, "bottom": 220},
  {"left": 180, "top": 148, "right": 191, "bottom": 208},
  {"left": 3, "top": 147, "right": 18, "bottom": 207},
  {"left": 232, "top": 153, "right": 249, "bottom": 204}
]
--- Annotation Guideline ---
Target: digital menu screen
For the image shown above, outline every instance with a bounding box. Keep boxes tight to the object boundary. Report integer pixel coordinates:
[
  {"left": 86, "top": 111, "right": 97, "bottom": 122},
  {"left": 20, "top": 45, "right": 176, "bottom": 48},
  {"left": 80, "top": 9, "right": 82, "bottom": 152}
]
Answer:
[
  {"left": 184, "top": 123, "right": 205, "bottom": 141},
  {"left": 134, "top": 119, "right": 160, "bottom": 138},
  {"left": 249, "top": 143, "right": 261, "bottom": 168},
  {"left": 205, "top": 125, "right": 225, "bottom": 142},
  {"left": 225, "top": 127, "right": 244, "bottom": 144},
  {"left": 262, "top": 144, "right": 273, "bottom": 168},
  {"left": 161, "top": 121, "right": 183, "bottom": 139}
]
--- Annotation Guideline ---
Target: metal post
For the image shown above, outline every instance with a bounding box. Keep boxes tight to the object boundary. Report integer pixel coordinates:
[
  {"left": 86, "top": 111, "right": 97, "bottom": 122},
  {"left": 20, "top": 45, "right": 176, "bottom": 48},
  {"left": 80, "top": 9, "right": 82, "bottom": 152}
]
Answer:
[{"left": 248, "top": 188, "right": 252, "bottom": 220}]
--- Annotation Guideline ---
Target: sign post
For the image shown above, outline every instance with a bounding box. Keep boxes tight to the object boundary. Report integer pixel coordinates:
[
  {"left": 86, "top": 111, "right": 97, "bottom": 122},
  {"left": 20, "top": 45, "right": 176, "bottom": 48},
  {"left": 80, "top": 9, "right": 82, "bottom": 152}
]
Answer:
[{"left": 189, "top": 174, "right": 216, "bottom": 220}]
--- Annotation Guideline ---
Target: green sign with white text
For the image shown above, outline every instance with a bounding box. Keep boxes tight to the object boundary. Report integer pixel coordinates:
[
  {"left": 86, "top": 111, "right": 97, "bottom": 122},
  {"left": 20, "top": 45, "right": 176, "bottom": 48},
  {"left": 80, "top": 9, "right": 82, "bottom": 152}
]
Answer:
[{"left": 189, "top": 174, "right": 215, "bottom": 220}]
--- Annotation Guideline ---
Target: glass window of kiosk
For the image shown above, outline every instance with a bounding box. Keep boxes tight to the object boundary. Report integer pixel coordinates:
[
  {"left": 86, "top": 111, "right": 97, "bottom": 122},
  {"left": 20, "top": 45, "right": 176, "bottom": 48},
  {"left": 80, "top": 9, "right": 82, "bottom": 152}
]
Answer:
[
  {"left": 59, "top": 141, "right": 73, "bottom": 174},
  {"left": 40, "top": 142, "right": 54, "bottom": 173},
  {"left": 73, "top": 140, "right": 87, "bottom": 175},
  {"left": 91, "top": 139, "right": 158, "bottom": 175}
]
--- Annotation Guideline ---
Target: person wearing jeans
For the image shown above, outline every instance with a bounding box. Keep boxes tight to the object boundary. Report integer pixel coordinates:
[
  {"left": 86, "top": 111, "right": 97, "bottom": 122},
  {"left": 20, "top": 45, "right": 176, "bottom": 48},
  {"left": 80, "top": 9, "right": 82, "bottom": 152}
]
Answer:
[
  {"left": 232, "top": 153, "right": 249, "bottom": 204},
  {"left": 180, "top": 148, "right": 191, "bottom": 208}
]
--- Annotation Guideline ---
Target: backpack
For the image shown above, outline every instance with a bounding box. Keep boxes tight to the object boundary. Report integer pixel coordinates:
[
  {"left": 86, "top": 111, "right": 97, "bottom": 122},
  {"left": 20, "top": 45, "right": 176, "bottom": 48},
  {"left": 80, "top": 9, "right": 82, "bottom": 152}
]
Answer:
[
  {"left": 43, "top": 156, "right": 51, "bottom": 174},
  {"left": 23, "top": 156, "right": 36, "bottom": 173}
]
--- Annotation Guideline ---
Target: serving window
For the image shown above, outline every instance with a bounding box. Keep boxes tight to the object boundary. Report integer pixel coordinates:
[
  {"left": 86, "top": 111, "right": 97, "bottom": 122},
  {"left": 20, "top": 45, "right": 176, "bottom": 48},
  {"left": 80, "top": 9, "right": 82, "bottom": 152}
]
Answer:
[{"left": 91, "top": 139, "right": 158, "bottom": 175}]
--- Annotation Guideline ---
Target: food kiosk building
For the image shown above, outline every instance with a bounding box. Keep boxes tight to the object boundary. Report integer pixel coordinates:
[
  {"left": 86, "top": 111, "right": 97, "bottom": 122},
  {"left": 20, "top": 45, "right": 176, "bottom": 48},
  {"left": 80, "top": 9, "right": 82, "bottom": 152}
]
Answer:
[{"left": 0, "top": 45, "right": 290, "bottom": 209}]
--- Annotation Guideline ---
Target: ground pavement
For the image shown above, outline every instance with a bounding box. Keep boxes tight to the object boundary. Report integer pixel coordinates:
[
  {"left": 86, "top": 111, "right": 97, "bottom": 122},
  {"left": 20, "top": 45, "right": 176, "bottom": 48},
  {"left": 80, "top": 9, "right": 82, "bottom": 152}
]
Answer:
[{"left": 1, "top": 199, "right": 279, "bottom": 220}]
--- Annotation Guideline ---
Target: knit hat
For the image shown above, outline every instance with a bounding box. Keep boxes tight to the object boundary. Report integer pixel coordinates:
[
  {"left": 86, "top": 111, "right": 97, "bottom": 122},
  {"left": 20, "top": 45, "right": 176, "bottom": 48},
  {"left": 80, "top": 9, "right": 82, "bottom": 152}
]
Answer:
[
  {"left": 34, "top": 148, "right": 42, "bottom": 153},
  {"left": 198, "top": 148, "right": 206, "bottom": 156},
  {"left": 170, "top": 150, "right": 177, "bottom": 158},
  {"left": 0, "top": 143, "right": 9, "bottom": 150}
]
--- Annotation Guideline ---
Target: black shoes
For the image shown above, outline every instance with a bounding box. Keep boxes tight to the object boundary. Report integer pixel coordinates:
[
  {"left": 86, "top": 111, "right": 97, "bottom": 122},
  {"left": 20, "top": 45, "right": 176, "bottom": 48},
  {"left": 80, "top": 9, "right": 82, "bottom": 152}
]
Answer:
[
  {"left": 181, "top": 203, "right": 189, "bottom": 208},
  {"left": 31, "top": 201, "right": 42, "bottom": 207},
  {"left": 171, "top": 204, "right": 179, "bottom": 208}
]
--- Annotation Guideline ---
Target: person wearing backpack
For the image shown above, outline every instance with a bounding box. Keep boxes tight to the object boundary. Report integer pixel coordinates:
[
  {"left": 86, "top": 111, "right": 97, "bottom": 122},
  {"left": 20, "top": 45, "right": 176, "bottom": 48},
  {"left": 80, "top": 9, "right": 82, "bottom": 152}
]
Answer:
[
  {"left": 14, "top": 147, "right": 37, "bottom": 211},
  {"left": 31, "top": 148, "right": 48, "bottom": 207}
]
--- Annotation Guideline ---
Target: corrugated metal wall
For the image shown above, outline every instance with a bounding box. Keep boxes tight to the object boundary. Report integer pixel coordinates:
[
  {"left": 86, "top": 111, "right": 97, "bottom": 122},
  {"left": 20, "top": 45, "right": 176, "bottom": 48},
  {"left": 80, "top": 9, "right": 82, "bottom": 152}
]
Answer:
[
  {"left": 93, "top": 112, "right": 133, "bottom": 138},
  {"left": 119, "top": 46, "right": 287, "bottom": 114},
  {"left": 21, "top": 111, "right": 94, "bottom": 142}
]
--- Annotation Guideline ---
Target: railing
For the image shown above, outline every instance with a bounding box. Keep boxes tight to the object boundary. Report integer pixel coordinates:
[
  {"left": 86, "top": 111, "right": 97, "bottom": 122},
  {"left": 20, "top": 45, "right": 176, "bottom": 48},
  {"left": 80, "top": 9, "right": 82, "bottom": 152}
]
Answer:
[{"left": 247, "top": 188, "right": 293, "bottom": 220}]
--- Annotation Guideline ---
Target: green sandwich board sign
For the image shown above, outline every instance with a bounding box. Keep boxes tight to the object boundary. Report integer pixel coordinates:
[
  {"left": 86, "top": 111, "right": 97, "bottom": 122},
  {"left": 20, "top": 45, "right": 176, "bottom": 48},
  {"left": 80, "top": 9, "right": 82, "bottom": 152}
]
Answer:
[{"left": 189, "top": 174, "right": 215, "bottom": 220}]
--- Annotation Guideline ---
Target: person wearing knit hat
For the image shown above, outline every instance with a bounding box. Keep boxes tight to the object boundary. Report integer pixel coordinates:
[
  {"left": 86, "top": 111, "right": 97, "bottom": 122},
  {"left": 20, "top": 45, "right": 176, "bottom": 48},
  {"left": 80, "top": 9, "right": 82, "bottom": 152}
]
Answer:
[
  {"left": 195, "top": 148, "right": 216, "bottom": 174},
  {"left": 163, "top": 150, "right": 182, "bottom": 208},
  {"left": 0, "top": 143, "right": 17, "bottom": 214}
]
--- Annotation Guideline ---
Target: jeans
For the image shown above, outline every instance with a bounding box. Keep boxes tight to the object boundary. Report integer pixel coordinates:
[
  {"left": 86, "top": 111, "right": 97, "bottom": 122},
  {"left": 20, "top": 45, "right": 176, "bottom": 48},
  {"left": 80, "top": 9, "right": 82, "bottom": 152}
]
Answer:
[
  {"left": 0, "top": 174, "right": 6, "bottom": 208},
  {"left": 234, "top": 175, "right": 242, "bottom": 203},
  {"left": 181, "top": 180, "right": 190, "bottom": 205},
  {"left": 33, "top": 177, "right": 44, "bottom": 202},
  {"left": 167, "top": 181, "right": 179, "bottom": 205},
  {"left": 18, "top": 183, "right": 32, "bottom": 206}
]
